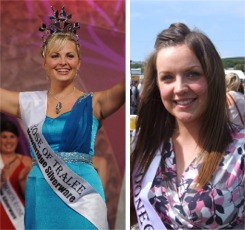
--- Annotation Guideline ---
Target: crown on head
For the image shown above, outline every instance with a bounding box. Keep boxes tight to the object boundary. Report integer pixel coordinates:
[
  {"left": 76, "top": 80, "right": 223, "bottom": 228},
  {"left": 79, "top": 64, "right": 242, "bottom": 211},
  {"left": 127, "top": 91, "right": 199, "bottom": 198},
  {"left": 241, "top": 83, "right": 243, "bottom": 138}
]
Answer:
[{"left": 39, "top": 6, "right": 80, "bottom": 46}]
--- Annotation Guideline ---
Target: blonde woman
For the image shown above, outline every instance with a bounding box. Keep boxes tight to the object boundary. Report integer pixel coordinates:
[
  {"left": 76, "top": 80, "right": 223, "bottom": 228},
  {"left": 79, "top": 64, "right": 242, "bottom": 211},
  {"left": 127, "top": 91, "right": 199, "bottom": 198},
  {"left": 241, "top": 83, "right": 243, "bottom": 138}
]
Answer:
[
  {"left": 0, "top": 7, "right": 125, "bottom": 229},
  {"left": 225, "top": 72, "right": 245, "bottom": 127}
]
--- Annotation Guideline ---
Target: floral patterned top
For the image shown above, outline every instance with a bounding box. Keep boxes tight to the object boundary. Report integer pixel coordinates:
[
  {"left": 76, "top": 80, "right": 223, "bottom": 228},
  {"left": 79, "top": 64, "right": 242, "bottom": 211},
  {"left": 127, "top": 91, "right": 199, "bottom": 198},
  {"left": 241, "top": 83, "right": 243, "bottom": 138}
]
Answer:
[{"left": 149, "top": 127, "right": 245, "bottom": 229}]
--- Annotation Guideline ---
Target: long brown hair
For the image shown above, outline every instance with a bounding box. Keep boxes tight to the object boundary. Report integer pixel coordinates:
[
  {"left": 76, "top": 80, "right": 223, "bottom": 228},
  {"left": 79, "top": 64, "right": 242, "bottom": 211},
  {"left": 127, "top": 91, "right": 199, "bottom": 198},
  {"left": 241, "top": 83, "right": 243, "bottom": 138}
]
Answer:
[{"left": 131, "top": 22, "right": 232, "bottom": 188}]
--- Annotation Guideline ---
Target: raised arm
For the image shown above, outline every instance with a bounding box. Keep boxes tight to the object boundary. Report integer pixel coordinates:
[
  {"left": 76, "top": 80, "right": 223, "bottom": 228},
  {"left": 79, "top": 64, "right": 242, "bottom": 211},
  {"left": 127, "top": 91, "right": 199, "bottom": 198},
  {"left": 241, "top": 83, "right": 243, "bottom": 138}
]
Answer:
[
  {"left": 0, "top": 88, "right": 20, "bottom": 118},
  {"left": 93, "top": 81, "right": 125, "bottom": 120}
]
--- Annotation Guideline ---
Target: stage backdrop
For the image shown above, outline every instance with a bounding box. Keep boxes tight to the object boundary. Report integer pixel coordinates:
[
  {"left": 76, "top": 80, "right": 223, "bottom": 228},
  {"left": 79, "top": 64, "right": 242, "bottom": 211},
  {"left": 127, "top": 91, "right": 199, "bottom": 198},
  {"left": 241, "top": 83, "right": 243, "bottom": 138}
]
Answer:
[{"left": 0, "top": 1, "right": 125, "bottom": 229}]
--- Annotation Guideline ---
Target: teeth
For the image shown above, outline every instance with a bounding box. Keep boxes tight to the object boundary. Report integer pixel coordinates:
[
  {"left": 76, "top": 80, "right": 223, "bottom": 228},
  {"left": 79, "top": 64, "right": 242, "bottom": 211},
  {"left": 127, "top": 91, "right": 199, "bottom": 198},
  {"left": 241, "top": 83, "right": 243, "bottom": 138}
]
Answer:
[
  {"left": 57, "top": 69, "right": 68, "bottom": 72},
  {"left": 176, "top": 99, "right": 193, "bottom": 105}
]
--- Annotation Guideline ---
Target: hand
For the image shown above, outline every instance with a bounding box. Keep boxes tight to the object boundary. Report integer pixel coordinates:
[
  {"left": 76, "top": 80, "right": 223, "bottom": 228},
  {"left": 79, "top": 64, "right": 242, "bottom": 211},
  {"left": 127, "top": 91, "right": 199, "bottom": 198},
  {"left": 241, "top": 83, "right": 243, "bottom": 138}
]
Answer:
[{"left": 18, "top": 166, "right": 31, "bottom": 195}]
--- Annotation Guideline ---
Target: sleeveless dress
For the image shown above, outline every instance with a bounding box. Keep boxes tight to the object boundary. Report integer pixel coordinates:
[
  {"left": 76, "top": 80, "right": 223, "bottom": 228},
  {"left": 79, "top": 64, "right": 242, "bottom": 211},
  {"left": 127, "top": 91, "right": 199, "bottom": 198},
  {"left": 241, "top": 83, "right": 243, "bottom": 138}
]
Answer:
[
  {"left": 24, "top": 94, "right": 105, "bottom": 229},
  {"left": 0, "top": 161, "right": 25, "bottom": 230}
]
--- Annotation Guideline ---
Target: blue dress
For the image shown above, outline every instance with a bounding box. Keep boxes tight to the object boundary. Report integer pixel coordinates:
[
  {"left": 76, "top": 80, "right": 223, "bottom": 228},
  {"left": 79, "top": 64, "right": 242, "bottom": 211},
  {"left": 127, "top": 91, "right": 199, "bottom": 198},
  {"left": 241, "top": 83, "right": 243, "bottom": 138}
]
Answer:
[{"left": 24, "top": 94, "right": 105, "bottom": 229}]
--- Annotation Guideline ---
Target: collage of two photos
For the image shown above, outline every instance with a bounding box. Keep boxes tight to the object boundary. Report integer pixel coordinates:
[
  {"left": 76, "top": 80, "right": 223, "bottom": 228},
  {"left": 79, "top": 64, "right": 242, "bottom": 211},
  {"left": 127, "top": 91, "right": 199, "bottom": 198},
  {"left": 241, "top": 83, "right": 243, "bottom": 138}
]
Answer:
[
  {"left": 0, "top": 0, "right": 244, "bottom": 229},
  {"left": 130, "top": 1, "right": 245, "bottom": 229}
]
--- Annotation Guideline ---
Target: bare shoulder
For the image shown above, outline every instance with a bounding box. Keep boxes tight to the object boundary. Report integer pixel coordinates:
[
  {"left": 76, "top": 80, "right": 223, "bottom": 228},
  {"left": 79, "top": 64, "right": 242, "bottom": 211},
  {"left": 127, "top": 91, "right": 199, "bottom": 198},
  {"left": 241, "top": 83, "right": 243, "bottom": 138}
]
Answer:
[
  {"left": 92, "top": 91, "right": 105, "bottom": 102},
  {"left": 19, "top": 154, "right": 32, "bottom": 168}
]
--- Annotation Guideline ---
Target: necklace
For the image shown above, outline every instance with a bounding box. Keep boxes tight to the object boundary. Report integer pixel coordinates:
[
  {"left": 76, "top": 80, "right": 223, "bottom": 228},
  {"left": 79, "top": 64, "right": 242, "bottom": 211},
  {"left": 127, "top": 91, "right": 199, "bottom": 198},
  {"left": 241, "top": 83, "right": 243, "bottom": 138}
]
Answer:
[
  {"left": 49, "top": 87, "right": 75, "bottom": 114},
  {"left": 6, "top": 154, "right": 18, "bottom": 170}
]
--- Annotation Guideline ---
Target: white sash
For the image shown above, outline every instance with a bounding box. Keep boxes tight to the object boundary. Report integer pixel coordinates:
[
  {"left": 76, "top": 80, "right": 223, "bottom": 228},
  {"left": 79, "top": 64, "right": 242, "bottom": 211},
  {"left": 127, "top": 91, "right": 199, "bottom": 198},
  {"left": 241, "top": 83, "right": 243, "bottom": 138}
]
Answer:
[
  {"left": 0, "top": 157, "right": 25, "bottom": 230},
  {"left": 133, "top": 150, "right": 167, "bottom": 230},
  {"left": 19, "top": 91, "right": 108, "bottom": 230}
]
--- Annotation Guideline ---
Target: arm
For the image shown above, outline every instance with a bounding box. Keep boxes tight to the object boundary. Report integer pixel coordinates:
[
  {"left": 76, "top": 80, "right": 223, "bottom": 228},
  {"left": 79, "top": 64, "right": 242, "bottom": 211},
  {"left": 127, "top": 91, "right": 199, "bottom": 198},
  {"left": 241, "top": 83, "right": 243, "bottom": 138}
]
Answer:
[
  {"left": 0, "top": 88, "right": 20, "bottom": 118},
  {"left": 92, "top": 156, "right": 108, "bottom": 189},
  {"left": 93, "top": 81, "right": 125, "bottom": 120}
]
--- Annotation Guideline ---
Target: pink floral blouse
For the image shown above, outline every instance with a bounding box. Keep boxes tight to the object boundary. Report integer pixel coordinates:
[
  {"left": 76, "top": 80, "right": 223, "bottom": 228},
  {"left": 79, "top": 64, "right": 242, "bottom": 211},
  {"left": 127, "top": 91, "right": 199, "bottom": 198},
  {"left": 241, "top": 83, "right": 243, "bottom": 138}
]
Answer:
[{"left": 149, "top": 127, "right": 245, "bottom": 229}]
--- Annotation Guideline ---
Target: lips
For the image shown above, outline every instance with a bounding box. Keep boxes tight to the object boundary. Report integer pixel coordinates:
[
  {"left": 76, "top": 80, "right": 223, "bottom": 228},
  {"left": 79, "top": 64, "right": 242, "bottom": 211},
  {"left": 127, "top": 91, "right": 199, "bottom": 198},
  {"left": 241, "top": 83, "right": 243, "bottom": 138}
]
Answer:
[
  {"left": 174, "top": 98, "right": 196, "bottom": 105},
  {"left": 56, "top": 68, "right": 70, "bottom": 73},
  {"left": 2, "top": 143, "right": 16, "bottom": 152}
]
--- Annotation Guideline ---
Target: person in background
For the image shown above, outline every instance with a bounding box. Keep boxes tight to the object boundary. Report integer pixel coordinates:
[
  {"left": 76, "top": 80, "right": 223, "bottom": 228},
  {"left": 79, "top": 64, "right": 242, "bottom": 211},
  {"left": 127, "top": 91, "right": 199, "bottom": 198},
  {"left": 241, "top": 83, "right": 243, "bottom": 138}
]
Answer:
[
  {"left": 0, "top": 120, "right": 32, "bottom": 230},
  {"left": 0, "top": 7, "right": 125, "bottom": 229},
  {"left": 137, "top": 79, "right": 143, "bottom": 96},
  {"left": 131, "top": 81, "right": 139, "bottom": 115},
  {"left": 238, "top": 81, "right": 244, "bottom": 95},
  {"left": 225, "top": 72, "right": 245, "bottom": 127},
  {"left": 131, "top": 22, "right": 245, "bottom": 229}
]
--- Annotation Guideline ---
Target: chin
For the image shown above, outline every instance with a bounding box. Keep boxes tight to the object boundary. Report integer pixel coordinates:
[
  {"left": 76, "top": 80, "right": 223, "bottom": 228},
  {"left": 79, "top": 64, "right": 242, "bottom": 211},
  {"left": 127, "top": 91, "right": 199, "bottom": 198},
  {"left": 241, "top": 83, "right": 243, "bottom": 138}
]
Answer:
[{"left": 176, "top": 115, "right": 197, "bottom": 124}]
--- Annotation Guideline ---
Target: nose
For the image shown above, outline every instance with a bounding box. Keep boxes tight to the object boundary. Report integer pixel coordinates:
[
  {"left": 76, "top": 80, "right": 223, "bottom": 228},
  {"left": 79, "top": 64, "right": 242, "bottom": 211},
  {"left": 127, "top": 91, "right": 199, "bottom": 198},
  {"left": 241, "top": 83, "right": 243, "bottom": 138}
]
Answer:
[
  {"left": 174, "top": 76, "right": 188, "bottom": 94},
  {"left": 59, "top": 56, "right": 68, "bottom": 65},
  {"left": 5, "top": 137, "right": 13, "bottom": 143}
]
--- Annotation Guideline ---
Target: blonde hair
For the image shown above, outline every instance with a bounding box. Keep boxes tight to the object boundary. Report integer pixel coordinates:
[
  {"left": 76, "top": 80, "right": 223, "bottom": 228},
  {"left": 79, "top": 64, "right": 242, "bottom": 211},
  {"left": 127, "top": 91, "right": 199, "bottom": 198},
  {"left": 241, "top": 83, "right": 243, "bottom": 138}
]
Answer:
[
  {"left": 225, "top": 72, "right": 240, "bottom": 91},
  {"left": 41, "top": 33, "right": 80, "bottom": 59}
]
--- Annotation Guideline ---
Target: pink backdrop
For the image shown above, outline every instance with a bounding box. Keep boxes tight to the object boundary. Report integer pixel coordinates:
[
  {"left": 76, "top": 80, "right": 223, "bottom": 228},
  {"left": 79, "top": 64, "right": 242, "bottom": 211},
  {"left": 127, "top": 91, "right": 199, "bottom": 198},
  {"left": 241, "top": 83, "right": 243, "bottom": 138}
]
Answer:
[{"left": 0, "top": 1, "right": 125, "bottom": 228}]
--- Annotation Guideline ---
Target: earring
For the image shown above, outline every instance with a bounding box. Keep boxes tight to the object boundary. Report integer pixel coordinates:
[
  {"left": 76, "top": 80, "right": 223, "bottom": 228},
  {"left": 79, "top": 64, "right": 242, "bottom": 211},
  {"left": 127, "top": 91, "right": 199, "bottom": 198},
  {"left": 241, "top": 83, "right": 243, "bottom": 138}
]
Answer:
[{"left": 76, "top": 69, "right": 80, "bottom": 78}]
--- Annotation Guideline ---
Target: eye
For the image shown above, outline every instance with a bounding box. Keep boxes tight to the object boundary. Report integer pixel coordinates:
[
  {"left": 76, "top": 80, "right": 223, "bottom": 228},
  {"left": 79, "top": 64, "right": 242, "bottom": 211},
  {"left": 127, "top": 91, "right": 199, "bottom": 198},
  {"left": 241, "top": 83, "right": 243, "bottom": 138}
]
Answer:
[
  {"left": 50, "top": 53, "right": 59, "bottom": 58},
  {"left": 10, "top": 134, "right": 16, "bottom": 139},
  {"left": 187, "top": 71, "right": 201, "bottom": 78},
  {"left": 161, "top": 75, "right": 174, "bottom": 82},
  {"left": 67, "top": 53, "right": 75, "bottom": 59}
]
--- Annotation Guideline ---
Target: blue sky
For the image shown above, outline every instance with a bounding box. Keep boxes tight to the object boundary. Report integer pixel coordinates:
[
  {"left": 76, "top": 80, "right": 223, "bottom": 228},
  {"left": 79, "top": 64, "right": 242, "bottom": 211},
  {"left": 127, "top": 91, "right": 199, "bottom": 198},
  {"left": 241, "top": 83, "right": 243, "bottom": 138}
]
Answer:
[{"left": 130, "top": 0, "right": 245, "bottom": 61}]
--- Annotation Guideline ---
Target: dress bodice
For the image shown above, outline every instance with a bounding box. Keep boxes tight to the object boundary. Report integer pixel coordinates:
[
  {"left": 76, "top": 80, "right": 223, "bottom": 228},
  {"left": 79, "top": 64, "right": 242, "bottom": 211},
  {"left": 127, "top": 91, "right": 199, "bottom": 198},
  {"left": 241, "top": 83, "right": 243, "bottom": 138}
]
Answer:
[
  {"left": 27, "top": 93, "right": 99, "bottom": 161},
  {"left": 29, "top": 113, "right": 99, "bottom": 158}
]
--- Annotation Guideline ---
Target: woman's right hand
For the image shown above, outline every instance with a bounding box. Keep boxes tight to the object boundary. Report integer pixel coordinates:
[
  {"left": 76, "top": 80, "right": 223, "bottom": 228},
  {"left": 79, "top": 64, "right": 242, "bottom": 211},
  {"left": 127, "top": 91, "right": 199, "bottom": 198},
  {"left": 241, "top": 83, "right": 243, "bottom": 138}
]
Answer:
[{"left": 0, "top": 88, "right": 20, "bottom": 118}]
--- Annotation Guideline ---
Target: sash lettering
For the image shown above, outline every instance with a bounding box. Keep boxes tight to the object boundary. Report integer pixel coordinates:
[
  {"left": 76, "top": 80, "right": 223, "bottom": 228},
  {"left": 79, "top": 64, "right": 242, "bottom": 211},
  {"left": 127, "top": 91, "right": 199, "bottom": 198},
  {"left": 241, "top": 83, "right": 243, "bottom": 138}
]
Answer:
[
  {"left": 133, "top": 151, "right": 167, "bottom": 230},
  {"left": 19, "top": 91, "right": 108, "bottom": 230},
  {"left": 0, "top": 180, "right": 24, "bottom": 229},
  {"left": 133, "top": 173, "right": 153, "bottom": 230}
]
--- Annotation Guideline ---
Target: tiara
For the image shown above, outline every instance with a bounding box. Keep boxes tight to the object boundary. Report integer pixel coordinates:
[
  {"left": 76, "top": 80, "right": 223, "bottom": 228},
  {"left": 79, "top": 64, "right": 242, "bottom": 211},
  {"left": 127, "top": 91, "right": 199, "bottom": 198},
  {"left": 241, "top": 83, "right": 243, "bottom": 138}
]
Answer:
[{"left": 39, "top": 6, "right": 80, "bottom": 46}]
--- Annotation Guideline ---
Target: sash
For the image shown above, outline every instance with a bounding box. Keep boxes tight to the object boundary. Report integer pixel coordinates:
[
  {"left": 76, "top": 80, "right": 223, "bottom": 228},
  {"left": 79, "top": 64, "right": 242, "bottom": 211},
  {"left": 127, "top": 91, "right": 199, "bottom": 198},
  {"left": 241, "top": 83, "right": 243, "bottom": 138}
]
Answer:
[
  {"left": 19, "top": 91, "right": 108, "bottom": 230},
  {"left": 132, "top": 149, "right": 167, "bottom": 230},
  {"left": 0, "top": 157, "right": 25, "bottom": 230}
]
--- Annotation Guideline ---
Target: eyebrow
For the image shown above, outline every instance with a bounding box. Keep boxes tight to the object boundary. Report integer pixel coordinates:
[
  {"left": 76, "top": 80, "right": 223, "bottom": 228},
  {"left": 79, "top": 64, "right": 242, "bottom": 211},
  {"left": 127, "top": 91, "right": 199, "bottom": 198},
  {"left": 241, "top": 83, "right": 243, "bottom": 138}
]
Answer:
[
  {"left": 158, "top": 65, "right": 202, "bottom": 73},
  {"left": 49, "top": 51, "right": 75, "bottom": 55}
]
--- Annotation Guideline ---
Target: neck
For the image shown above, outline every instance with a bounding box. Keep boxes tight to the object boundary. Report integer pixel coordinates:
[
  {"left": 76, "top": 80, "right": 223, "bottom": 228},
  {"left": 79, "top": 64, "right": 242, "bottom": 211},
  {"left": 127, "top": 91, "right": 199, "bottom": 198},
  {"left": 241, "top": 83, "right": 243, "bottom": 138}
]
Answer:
[
  {"left": 1, "top": 152, "right": 18, "bottom": 169},
  {"left": 49, "top": 86, "right": 75, "bottom": 99},
  {"left": 1, "top": 152, "right": 17, "bottom": 165},
  {"left": 49, "top": 83, "right": 75, "bottom": 94},
  {"left": 1, "top": 152, "right": 16, "bottom": 158},
  {"left": 173, "top": 120, "right": 201, "bottom": 142}
]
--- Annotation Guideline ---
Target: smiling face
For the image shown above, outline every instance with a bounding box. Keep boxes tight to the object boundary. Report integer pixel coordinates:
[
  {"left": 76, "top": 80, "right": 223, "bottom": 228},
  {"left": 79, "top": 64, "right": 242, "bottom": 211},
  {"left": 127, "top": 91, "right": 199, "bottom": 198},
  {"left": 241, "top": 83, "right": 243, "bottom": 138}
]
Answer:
[
  {"left": 156, "top": 45, "right": 208, "bottom": 125},
  {"left": 0, "top": 131, "right": 18, "bottom": 154},
  {"left": 43, "top": 39, "right": 80, "bottom": 84}
]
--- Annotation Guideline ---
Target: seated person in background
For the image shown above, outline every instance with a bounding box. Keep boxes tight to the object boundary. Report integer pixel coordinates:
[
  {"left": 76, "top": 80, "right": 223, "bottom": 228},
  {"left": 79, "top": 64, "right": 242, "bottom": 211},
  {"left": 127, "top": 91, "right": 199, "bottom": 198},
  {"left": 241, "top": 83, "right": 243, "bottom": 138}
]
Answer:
[
  {"left": 0, "top": 120, "right": 32, "bottom": 230},
  {"left": 225, "top": 72, "right": 245, "bottom": 127}
]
